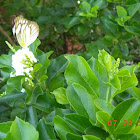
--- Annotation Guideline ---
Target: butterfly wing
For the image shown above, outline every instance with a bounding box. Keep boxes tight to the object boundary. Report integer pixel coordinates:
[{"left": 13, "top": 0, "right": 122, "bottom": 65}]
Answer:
[{"left": 11, "top": 16, "right": 39, "bottom": 47}]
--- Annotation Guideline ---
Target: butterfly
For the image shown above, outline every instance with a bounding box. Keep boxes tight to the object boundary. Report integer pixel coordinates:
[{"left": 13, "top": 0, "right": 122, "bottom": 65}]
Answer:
[{"left": 10, "top": 15, "right": 39, "bottom": 47}]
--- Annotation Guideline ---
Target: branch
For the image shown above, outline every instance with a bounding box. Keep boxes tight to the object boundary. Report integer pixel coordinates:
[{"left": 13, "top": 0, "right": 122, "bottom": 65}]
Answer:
[{"left": 0, "top": 25, "right": 16, "bottom": 46}]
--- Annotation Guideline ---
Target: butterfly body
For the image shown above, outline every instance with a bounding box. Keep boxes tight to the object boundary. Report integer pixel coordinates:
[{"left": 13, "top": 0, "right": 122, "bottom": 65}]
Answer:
[{"left": 11, "top": 16, "right": 39, "bottom": 47}]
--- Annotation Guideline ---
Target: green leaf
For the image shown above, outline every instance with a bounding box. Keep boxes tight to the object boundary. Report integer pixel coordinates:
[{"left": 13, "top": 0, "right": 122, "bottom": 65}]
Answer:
[
  {"left": 37, "top": 119, "right": 56, "bottom": 140},
  {"left": 47, "top": 55, "right": 68, "bottom": 83},
  {"left": 85, "top": 126, "right": 109, "bottom": 140},
  {"left": 130, "top": 126, "right": 140, "bottom": 138},
  {"left": 83, "top": 135, "right": 101, "bottom": 140},
  {"left": 33, "top": 63, "right": 42, "bottom": 73},
  {"left": 96, "top": 111, "right": 115, "bottom": 134},
  {"left": 80, "top": 1, "right": 91, "bottom": 13},
  {"left": 29, "top": 39, "right": 41, "bottom": 56},
  {"left": 26, "top": 106, "right": 38, "bottom": 128},
  {"left": 78, "top": 24, "right": 88, "bottom": 36},
  {"left": 3, "top": 117, "right": 39, "bottom": 140},
  {"left": 66, "top": 83, "right": 97, "bottom": 123},
  {"left": 127, "top": 3, "right": 140, "bottom": 17},
  {"left": 120, "top": 42, "right": 129, "bottom": 56},
  {"left": 101, "top": 16, "right": 118, "bottom": 36},
  {"left": 46, "top": 109, "right": 74, "bottom": 123},
  {"left": 26, "top": 85, "right": 43, "bottom": 104},
  {"left": 53, "top": 115, "right": 77, "bottom": 140},
  {"left": 116, "top": 134, "right": 138, "bottom": 140},
  {"left": 64, "top": 114, "right": 92, "bottom": 133},
  {"left": 65, "top": 55, "right": 99, "bottom": 97},
  {"left": 93, "top": 0, "right": 107, "bottom": 9},
  {"left": 66, "top": 133, "right": 82, "bottom": 140},
  {"left": 37, "top": 51, "right": 53, "bottom": 76},
  {"left": 88, "top": 57, "right": 108, "bottom": 100},
  {"left": 94, "top": 99, "right": 115, "bottom": 115},
  {"left": 90, "top": 6, "right": 99, "bottom": 17},
  {"left": 125, "top": 26, "right": 140, "bottom": 36},
  {"left": 0, "top": 122, "right": 12, "bottom": 139},
  {"left": 0, "top": 54, "right": 12, "bottom": 68},
  {"left": 6, "top": 76, "right": 25, "bottom": 93},
  {"left": 116, "top": 6, "right": 127, "bottom": 18},
  {"left": 0, "top": 91, "right": 25, "bottom": 107},
  {"left": 67, "top": 17, "right": 81, "bottom": 28},
  {"left": 131, "top": 87, "right": 140, "bottom": 101},
  {"left": 48, "top": 74, "right": 64, "bottom": 92},
  {"left": 114, "top": 64, "right": 139, "bottom": 96},
  {"left": 51, "top": 87, "right": 68, "bottom": 104},
  {"left": 112, "top": 99, "right": 140, "bottom": 134}
]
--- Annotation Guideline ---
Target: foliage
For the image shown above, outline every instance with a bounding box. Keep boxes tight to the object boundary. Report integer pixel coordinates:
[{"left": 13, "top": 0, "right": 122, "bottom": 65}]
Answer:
[
  {"left": 0, "top": 0, "right": 140, "bottom": 62},
  {"left": 0, "top": 39, "right": 140, "bottom": 139},
  {"left": 1, "top": 0, "right": 140, "bottom": 139}
]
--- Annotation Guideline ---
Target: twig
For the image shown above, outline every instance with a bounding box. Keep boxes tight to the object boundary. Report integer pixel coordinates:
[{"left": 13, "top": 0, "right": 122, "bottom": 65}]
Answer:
[{"left": 0, "top": 25, "right": 16, "bottom": 46}]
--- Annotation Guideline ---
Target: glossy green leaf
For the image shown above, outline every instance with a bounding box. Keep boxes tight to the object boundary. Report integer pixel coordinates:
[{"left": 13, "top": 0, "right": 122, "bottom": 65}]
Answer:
[
  {"left": 26, "top": 106, "right": 38, "bottom": 128},
  {"left": 67, "top": 17, "right": 81, "bottom": 28},
  {"left": 48, "top": 74, "right": 64, "bottom": 92},
  {"left": 116, "top": 133, "right": 138, "bottom": 140},
  {"left": 6, "top": 76, "right": 25, "bottom": 93},
  {"left": 88, "top": 57, "right": 108, "bottom": 99},
  {"left": 64, "top": 114, "right": 92, "bottom": 133},
  {"left": 47, "top": 55, "right": 68, "bottom": 84},
  {"left": 125, "top": 26, "right": 140, "bottom": 36},
  {"left": 116, "top": 6, "right": 127, "bottom": 18},
  {"left": 53, "top": 115, "right": 77, "bottom": 140},
  {"left": 85, "top": 126, "right": 109, "bottom": 140},
  {"left": 66, "top": 133, "right": 82, "bottom": 140},
  {"left": 131, "top": 87, "right": 140, "bottom": 100},
  {"left": 46, "top": 109, "right": 74, "bottom": 123},
  {"left": 66, "top": 83, "right": 97, "bottom": 123},
  {"left": 3, "top": 117, "right": 39, "bottom": 140},
  {"left": 101, "top": 16, "right": 118, "bottom": 36},
  {"left": 83, "top": 135, "right": 101, "bottom": 140},
  {"left": 112, "top": 99, "right": 140, "bottom": 134},
  {"left": 37, "top": 51, "right": 53, "bottom": 76},
  {"left": 65, "top": 55, "right": 99, "bottom": 97},
  {"left": 51, "top": 87, "right": 68, "bottom": 104},
  {"left": 94, "top": 99, "right": 115, "bottom": 115},
  {"left": 0, "top": 91, "right": 25, "bottom": 107},
  {"left": 130, "top": 126, "right": 140, "bottom": 138},
  {"left": 114, "top": 64, "right": 139, "bottom": 96},
  {"left": 0, "top": 122, "right": 12, "bottom": 139},
  {"left": 29, "top": 39, "right": 41, "bottom": 56},
  {"left": 26, "top": 85, "right": 43, "bottom": 104},
  {"left": 37, "top": 119, "right": 56, "bottom": 140},
  {"left": 127, "top": 3, "right": 140, "bottom": 17},
  {"left": 96, "top": 111, "right": 115, "bottom": 134},
  {"left": 80, "top": 1, "right": 91, "bottom": 13},
  {"left": 0, "top": 54, "right": 12, "bottom": 68}
]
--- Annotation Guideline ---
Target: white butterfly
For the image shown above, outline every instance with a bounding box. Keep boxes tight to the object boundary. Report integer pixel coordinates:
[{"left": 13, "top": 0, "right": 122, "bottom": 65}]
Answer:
[{"left": 10, "top": 15, "right": 39, "bottom": 47}]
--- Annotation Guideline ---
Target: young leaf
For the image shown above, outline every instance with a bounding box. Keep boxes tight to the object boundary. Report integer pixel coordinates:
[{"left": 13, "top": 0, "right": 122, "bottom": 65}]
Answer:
[
  {"left": 3, "top": 117, "right": 39, "bottom": 140},
  {"left": 80, "top": 1, "right": 91, "bottom": 13},
  {"left": 116, "top": 6, "right": 127, "bottom": 18},
  {"left": 51, "top": 87, "right": 68, "bottom": 104}
]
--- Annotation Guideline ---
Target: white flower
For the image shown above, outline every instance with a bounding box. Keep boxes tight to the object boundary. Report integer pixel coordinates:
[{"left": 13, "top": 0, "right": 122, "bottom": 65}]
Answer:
[
  {"left": 77, "top": 1, "right": 80, "bottom": 4},
  {"left": 90, "top": 30, "right": 94, "bottom": 33},
  {"left": 11, "top": 47, "right": 37, "bottom": 77},
  {"left": 21, "top": 88, "right": 26, "bottom": 93}
]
